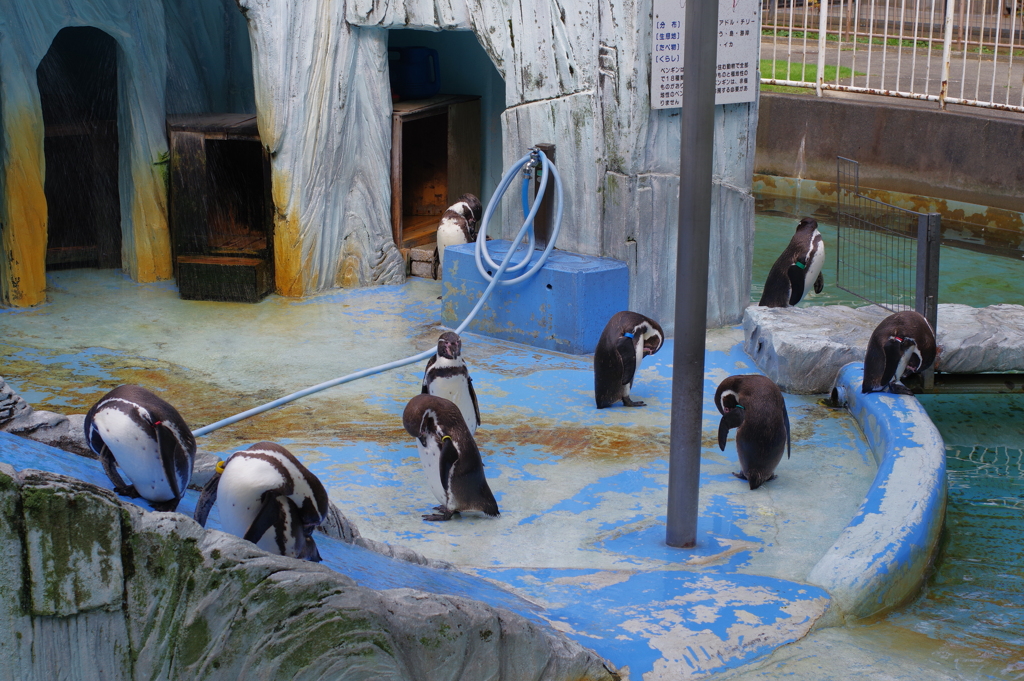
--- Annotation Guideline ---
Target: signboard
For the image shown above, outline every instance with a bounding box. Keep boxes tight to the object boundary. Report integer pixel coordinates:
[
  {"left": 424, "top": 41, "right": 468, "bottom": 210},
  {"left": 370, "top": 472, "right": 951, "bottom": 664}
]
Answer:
[{"left": 651, "top": 0, "right": 760, "bottom": 110}]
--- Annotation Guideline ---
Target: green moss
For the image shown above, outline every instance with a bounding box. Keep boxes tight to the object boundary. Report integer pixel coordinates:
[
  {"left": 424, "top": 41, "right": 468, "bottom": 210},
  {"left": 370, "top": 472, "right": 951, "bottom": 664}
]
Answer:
[
  {"left": 178, "top": 616, "right": 212, "bottom": 668},
  {"left": 479, "top": 629, "right": 493, "bottom": 642},
  {"left": 21, "top": 486, "right": 121, "bottom": 613}
]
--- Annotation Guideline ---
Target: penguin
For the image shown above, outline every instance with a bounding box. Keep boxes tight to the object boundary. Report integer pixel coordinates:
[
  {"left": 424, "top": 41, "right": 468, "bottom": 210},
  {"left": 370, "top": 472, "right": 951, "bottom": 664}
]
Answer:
[
  {"left": 402, "top": 394, "right": 499, "bottom": 522},
  {"left": 193, "top": 441, "right": 329, "bottom": 562},
  {"left": 84, "top": 384, "right": 195, "bottom": 512},
  {"left": 759, "top": 217, "right": 826, "bottom": 307},
  {"left": 434, "top": 193, "right": 484, "bottom": 277},
  {"left": 594, "top": 311, "right": 665, "bottom": 409},
  {"left": 422, "top": 331, "right": 481, "bottom": 435},
  {"left": 862, "top": 310, "right": 936, "bottom": 395},
  {"left": 715, "top": 375, "right": 791, "bottom": 490}
]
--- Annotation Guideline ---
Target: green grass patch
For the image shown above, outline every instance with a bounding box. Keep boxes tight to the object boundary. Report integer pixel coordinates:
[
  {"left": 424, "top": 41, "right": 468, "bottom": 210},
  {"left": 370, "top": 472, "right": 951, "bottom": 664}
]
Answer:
[{"left": 760, "top": 59, "right": 863, "bottom": 82}]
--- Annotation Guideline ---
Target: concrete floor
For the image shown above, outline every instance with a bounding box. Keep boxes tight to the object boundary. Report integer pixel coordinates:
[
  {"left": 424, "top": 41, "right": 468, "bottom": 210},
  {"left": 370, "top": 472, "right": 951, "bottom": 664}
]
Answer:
[{"left": 0, "top": 269, "right": 887, "bottom": 679}]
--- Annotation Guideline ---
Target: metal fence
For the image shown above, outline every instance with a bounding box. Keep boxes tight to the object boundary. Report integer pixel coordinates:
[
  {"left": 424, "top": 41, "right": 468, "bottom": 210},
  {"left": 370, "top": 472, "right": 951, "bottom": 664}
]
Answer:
[
  {"left": 835, "top": 157, "right": 941, "bottom": 334},
  {"left": 762, "top": 0, "right": 1024, "bottom": 112}
]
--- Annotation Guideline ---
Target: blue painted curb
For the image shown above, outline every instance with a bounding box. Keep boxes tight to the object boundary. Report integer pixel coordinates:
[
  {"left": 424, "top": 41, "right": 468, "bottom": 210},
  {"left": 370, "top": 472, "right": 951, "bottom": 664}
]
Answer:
[{"left": 808, "top": 361, "right": 947, "bottom": 621}]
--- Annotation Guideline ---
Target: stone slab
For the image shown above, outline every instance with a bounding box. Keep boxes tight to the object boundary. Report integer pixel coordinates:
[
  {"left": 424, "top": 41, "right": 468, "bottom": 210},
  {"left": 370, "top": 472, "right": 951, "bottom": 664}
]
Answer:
[
  {"left": 441, "top": 240, "right": 629, "bottom": 355},
  {"left": 743, "top": 303, "right": 1024, "bottom": 394}
]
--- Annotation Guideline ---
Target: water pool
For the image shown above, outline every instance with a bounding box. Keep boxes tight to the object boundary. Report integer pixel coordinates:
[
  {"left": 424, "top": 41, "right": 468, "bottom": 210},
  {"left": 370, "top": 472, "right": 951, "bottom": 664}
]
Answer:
[{"left": 754, "top": 212, "right": 1024, "bottom": 678}]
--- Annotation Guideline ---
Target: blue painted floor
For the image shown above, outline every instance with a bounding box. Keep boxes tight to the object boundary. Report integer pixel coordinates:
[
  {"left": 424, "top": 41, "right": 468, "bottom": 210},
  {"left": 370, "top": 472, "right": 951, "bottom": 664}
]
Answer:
[{"left": 0, "top": 269, "right": 879, "bottom": 679}]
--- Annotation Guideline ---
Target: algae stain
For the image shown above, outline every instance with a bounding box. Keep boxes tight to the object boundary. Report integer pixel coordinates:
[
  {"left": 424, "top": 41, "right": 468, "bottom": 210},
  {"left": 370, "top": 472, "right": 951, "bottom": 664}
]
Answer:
[{"left": 2, "top": 108, "right": 48, "bottom": 307}]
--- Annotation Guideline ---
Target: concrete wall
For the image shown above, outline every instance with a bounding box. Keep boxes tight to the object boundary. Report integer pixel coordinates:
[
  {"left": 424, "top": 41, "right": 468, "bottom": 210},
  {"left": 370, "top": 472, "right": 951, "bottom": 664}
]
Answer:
[{"left": 755, "top": 92, "right": 1024, "bottom": 214}]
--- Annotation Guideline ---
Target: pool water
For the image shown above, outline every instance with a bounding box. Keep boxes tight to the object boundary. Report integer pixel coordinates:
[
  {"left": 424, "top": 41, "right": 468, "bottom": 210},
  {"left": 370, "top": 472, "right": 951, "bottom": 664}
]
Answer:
[
  {"left": 753, "top": 213, "right": 1024, "bottom": 310},
  {"left": 754, "top": 213, "right": 1024, "bottom": 678}
]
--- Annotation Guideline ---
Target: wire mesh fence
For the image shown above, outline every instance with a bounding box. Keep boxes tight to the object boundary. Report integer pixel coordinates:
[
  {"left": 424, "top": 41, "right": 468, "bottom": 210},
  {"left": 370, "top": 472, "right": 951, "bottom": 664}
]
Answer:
[
  {"left": 762, "top": 0, "right": 1024, "bottom": 113},
  {"left": 835, "top": 157, "right": 941, "bottom": 329}
]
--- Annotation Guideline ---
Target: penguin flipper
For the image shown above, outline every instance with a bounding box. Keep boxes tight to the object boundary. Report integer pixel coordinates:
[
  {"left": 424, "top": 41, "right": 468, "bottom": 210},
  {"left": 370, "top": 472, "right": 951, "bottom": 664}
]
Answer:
[
  {"left": 193, "top": 473, "right": 221, "bottom": 527},
  {"left": 98, "top": 444, "right": 137, "bottom": 497},
  {"left": 787, "top": 263, "right": 807, "bottom": 306},
  {"left": 615, "top": 336, "right": 637, "bottom": 387},
  {"left": 814, "top": 271, "right": 824, "bottom": 294},
  {"left": 468, "top": 375, "right": 482, "bottom": 427},
  {"left": 154, "top": 422, "right": 187, "bottom": 500},
  {"left": 244, "top": 492, "right": 284, "bottom": 546},
  {"left": 783, "top": 402, "right": 792, "bottom": 459},
  {"left": 421, "top": 356, "right": 437, "bottom": 394},
  {"left": 439, "top": 437, "right": 460, "bottom": 495}
]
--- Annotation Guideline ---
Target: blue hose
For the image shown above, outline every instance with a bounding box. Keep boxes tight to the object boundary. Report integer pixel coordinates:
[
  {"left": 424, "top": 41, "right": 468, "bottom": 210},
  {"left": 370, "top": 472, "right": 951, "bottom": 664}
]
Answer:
[{"left": 192, "top": 149, "right": 563, "bottom": 438}]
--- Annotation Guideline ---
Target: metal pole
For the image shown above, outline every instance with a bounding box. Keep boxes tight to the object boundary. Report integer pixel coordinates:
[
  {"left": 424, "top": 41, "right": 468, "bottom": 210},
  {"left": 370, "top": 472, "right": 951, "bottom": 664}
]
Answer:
[
  {"left": 915, "top": 212, "right": 941, "bottom": 391},
  {"left": 941, "top": 0, "right": 956, "bottom": 109},
  {"left": 666, "top": 0, "right": 719, "bottom": 549},
  {"left": 533, "top": 143, "right": 555, "bottom": 250},
  {"left": 817, "top": 0, "right": 829, "bottom": 96}
]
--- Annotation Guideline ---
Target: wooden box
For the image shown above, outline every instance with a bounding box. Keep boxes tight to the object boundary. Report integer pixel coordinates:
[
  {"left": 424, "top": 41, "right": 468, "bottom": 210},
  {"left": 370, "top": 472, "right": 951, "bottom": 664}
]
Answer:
[{"left": 167, "top": 114, "right": 274, "bottom": 303}]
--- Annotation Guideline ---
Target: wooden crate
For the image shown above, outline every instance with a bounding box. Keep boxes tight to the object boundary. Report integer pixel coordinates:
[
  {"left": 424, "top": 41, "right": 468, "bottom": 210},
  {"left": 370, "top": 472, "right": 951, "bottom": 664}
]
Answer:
[{"left": 167, "top": 114, "right": 273, "bottom": 303}]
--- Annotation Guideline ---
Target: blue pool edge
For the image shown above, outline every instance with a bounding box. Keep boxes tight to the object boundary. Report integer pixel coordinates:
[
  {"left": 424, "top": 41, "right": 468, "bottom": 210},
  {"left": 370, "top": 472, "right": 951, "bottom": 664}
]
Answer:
[{"left": 808, "top": 361, "right": 947, "bottom": 623}]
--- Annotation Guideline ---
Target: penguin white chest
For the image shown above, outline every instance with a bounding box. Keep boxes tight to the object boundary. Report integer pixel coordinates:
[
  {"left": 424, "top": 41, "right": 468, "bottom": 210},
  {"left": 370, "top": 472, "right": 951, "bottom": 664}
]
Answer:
[
  {"left": 91, "top": 408, "right": 176, "bottom": 502},
  {"left": 416, "top": 438, "right": 449, "bottom": 506},
  {"left": 804, "top": 231, "right": 825, "bottom": 293},
  {"left": 217, "top": 460, "right": 288, "bottom": 539},
  {"left": 427, "top": 376, "right": 477, "bottom": 434},
  {"left": 436, "top": 218, "right": 468, "bottom": 268}
]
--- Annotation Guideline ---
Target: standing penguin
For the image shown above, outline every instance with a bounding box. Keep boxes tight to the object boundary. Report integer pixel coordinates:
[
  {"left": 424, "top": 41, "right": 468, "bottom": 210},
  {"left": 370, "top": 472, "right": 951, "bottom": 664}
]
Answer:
[
  {"left": 594, "top": 311, "right": 665, "bottom": 409},
  {"left": 84, "top": 384, "right": 195, "bottom": 512},
  {"left": 434, "top": 193, "right": 484, "bottom": 276},
  {"left": 759, "top": 217, "right": 826, "bottom": 307},
  {"left": 402, "top": 394, "right": 499, "bottom": 522},
  {"left": 862, "top": 310, "right": 936, "bottom": 395},
  {"left": 715, "top": 375, "right": 791, "bottom": 490},
  {"left": 422, "top": 331, "right": 481, "bottom": 435},
  {"left": 193, "top": 442, "right": 330, "bottom": 561}
]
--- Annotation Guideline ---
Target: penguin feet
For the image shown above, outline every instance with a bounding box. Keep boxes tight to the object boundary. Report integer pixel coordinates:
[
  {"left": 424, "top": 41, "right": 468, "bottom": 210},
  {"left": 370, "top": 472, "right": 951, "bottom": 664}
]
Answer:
[
  {"left": 149, "top": 497, "right": 182, "bottom": 513},
  {"left": 422, "top": 506, "right": 457, "bottom": 521},
  {"left": 732, "top": 471, "right": 748, "bottom": 481},
  {"left": 886, "top": 382, "right": 916, "bottom": 396},
  {"left": 622, "top": 396, "right": 647, "bottom": 407},
  {"left": 114, "top": 484, "right": 141, "bottom": 499}
]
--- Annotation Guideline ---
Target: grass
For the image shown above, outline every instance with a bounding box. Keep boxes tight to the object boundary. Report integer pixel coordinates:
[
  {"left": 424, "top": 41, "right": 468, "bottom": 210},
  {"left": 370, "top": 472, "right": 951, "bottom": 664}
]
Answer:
[
  {"left": 763, "top": 27, "right": 1024, "bottom": 56},
  {"left": 759, "top": 58, "right": 865, "bottom": 94},
  {"left": 760, "top": 59, "right": 864, "bottom": 82}
]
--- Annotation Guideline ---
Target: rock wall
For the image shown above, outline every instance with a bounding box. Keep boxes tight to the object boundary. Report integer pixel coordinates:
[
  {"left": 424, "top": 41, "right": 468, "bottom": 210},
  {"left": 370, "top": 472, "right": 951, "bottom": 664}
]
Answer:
[
  {"left": 0, "top": 463, "right": 618, "bottom": 681},
  {"left": 0, "top": 0, "right": 171, "bottom": 306},
  {"left": 237, "top": 0, "right": 406, "bottom": 295}
]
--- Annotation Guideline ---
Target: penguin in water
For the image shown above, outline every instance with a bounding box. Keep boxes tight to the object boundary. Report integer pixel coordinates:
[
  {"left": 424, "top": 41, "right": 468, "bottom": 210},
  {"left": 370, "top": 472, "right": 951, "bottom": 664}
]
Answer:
[
  {"left": 402, "top": 394, "right": 499, "bottom": 522},
  {"left": 84, "top": 384, "right": 196, "bottom": 512},
  {"left": 594, "top": 311, "right": 665, "bottom": 409},
  {"left": 194, "top": 442, "right": 330, "bottom": 562},
  {"left": 715, "top": 375, "right": 791, "bottom": 490},
  {"left": 422, "top": 331, "right": 481, "bottom": 435},
  {"left": 759, "top": 217, "right": 826, "bottom": 307},
  {"left": 434, "top": 193, "right": 484, "bottom": 277},
  {"left": 862, "top": 310, "right": 936, "bottom": 395}
]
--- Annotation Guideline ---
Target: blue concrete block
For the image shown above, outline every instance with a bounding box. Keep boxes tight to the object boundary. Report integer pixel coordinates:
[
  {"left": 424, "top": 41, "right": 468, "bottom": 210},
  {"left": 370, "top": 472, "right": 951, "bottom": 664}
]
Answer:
[{"left": 440, "top": 241, "right": 629, "bottom": 354}]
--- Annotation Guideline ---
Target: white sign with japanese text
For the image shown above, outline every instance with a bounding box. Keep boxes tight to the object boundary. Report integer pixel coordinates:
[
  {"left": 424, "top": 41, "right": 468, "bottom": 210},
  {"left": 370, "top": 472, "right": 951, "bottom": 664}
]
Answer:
[{"left": 650, "top": 0, "right": 760, "bottom": 109}]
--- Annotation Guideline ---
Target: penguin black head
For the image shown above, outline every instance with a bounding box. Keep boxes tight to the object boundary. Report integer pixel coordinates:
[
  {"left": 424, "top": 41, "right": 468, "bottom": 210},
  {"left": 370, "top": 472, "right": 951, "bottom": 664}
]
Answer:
[
  {"left": 436, "top": 331, "right": 463, "bottom": 360},
  {"left": 795, "top": 217, "right": 818, "bottom": 232},
  {"left": 457, "top": 193, "right": 483, "bottom": 225}
]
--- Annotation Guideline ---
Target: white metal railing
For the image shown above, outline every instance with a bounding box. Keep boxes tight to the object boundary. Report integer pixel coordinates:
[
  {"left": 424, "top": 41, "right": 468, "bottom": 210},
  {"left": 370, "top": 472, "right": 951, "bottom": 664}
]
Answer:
[{"left": 761, "top": 0, "right": 1024, "bottom": 112}]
